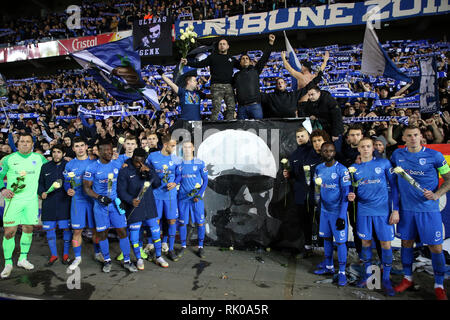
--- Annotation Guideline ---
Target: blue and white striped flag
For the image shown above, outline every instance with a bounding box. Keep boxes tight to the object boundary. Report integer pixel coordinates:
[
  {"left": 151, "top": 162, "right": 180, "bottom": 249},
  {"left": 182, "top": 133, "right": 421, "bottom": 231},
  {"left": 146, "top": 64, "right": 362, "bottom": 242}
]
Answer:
[
  {"left": 361, "top": 21, "right": 411, "bottom": 83},
  {"left": 283, "top": 31, "right": 302, "bottom": 90}
]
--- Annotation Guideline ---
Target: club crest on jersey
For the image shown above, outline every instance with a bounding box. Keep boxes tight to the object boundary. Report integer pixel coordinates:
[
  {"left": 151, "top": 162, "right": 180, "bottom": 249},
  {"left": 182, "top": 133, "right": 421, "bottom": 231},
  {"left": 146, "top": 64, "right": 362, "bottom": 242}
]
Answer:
[
  {"left": 375, "top": 167, "right": 382, "bottom": 174},
  {"left": 193, "top": 166, "right": 197, "bottom": 171},
  {"left": 331, "top": 173, "right": 337, "bottom": 180},
  {"left": 419, "top": 158, "right": 426, "bottom": 165},
  {"left": 169, "top": 161, "right": 173, "bottom": 166},
  {"left": 436, "top": 231, "right": 441, "bottom": 239},
  {"left": 114, "top": 168, "right": 119, "bottom": 174},
  {"left": 32, "top": 160, "right": 36, "bottom": 165}
]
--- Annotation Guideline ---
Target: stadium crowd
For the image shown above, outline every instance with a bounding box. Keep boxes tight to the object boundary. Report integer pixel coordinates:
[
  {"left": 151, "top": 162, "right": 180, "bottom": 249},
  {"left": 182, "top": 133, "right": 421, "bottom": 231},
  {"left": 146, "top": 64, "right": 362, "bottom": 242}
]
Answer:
[{"left": 0, "top": 0, "right": 365, "bottom": 47}]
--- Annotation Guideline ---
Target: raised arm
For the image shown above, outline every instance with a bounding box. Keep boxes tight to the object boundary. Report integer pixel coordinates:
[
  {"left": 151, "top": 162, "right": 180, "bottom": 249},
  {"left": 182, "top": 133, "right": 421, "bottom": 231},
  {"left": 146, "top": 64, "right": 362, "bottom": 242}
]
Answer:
[
  {"left": 319, "top": 51, "right": 329, "bottom": 72},
  {"left": 281, "top": 51, "right": 303, "bottom": 80},
  {"left": 157, "top": 69, "right": 179, "bottom": 95}
]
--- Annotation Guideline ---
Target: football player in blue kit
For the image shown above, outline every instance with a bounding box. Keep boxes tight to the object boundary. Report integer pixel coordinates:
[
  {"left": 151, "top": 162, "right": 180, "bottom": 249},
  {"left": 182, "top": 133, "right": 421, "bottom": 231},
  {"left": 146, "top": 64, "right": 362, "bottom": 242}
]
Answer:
[
  {"left": 117, "top": 148, "right": 169, "bottom": 270},
  {"left": 391, "top": 125, "right": 450, "bottom": 300},
  {"left": 347, "top": 137, "right": 399, "bottom": 296},
  {"left": 83, "top": 138, "right": 137, "bottom": 273},
  {"left": 177, "top": 141, "right": 208, "bottom": 258},
  {"left": 146, "top": 135, "right": 182, "bottom": 262},
  {"left": 117, "top": 136, "right": 138, "bottom": 165},
  {"left": 63, "top": 137, "right": 103, "bottom": 271},
  {"left": 313, "top": 142, "right": 351, "bottom": 286}
]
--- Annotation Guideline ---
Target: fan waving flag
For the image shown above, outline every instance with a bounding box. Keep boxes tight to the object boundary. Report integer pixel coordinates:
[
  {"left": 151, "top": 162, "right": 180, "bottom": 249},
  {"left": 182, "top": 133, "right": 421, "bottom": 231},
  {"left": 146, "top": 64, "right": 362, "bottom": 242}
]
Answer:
[
  {"left": 71, "top": 36, "right": 159, "bottom": 110},
  {"left": 361, "top": 21, "right": 411, "bottom": 83},
  {"left": 283, "top": 31, "right": 302, "bottom": 90}
]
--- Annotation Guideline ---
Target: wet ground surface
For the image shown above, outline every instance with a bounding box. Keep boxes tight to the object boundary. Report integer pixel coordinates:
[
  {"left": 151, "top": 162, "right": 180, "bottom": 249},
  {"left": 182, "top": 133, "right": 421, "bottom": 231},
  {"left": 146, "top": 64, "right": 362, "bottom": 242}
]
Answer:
[{"left": 0, "top": 231, "right": 448, "bottom": 301}]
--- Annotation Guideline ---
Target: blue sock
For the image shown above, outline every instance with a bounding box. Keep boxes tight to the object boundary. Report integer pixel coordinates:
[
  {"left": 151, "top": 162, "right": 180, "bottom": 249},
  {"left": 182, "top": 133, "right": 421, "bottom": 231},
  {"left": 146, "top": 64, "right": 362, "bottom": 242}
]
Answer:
[
  {"left": 168, "top": 223, "right": 176, "bottom": 251},
  {"left": 361, "top": 246, "right": 372, "bottom": 278},
  {"left": 73, "top": 245, "right": 82, "bottom": 258},
  {"left": 324, "top": 240, "right": 333, "bottom": 269},
  {"left": 119, "top": 237, "right": 131, "bottom": 262},
  {"left": 93, "top": 243, "right": 101, "bottom": 254},
  {"left": 381, "top": 248, "right": 393, "bottom": 281},
  {"left": 401, "top": 247, "right": 413, "bottom": 277},
  {"left": 99, "top": 239, "right": 110, "bottom": 261},
  {"left": 198, "top": 225, "right": 205, "bottom": 248},
  {"left": 337, "top": 243, "right": 347, "bottom": 273},
  {"left": 139, "top": 227, "right": 145, "bottom": 248},
  {"left": 163, "top": 235, "right": 168, "bottom": 244},
  {"left": 129, "top": 229, "right": 141, "bottom": 260},
  {"left": 179, "top": 224, "right": 187, "bottom": 247},
  {"left": 431, "top": 252, "right": 446, "bottom": 286},
  {"left": 151, "top": 225, "right": 162, "bottom": 257},
  {"left": 46, "top": 230, "right": 58, "bottom": 257},
  {"left": 63, "top": 230, "right": 72, "bottom": 256}
]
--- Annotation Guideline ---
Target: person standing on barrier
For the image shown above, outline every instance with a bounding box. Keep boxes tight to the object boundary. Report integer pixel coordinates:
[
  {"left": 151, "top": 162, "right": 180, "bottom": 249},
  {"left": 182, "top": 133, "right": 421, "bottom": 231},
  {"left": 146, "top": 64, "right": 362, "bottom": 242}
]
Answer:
[
  {"left": 181, "top": 38, "right": 239, "bottom": 121},
  {"left": 233, "top": 34, "right": 275, "bottom": 120}
]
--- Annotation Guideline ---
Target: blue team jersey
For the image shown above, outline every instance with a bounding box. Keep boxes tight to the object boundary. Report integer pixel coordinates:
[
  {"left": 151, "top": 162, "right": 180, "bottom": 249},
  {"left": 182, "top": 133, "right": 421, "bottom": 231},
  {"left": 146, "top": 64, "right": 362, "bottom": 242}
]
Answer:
[
  {"left": 315, "top": 161, "right": 351, "bottom": 213},
  {"left": 63, "top": 158, "right": 95, "bottom": 201},
  {"left": 83, "top": 159, "right": 123, "bottom": 199},
  {"left": 351, "top": 158, "right": 397, "bottom": 216},
  {"left": 177, "top": 158, "right": 208, "bottom": 201},
  {"left": 391, "top": 146, "right": 447, "bottom": 212},
  {"left": 117, "top": 154, "right": 130, "bottom": 166},
  {"left": 146, "top": 151, "right": 181, "bottom": 200}
]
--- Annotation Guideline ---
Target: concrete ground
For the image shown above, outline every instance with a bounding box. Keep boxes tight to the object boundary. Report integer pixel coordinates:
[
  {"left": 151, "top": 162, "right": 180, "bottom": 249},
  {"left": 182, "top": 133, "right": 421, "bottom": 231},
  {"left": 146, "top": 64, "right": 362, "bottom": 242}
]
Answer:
[{"left": 0, "top": 230, "right": 447, "bottom": 301}]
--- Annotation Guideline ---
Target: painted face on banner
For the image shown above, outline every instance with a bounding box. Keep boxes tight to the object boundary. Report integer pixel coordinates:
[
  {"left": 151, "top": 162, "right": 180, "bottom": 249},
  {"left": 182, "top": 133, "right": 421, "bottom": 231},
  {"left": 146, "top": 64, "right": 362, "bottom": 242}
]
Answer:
[{"left": 197, "top": 129, "right": 281, "bottom": 246}]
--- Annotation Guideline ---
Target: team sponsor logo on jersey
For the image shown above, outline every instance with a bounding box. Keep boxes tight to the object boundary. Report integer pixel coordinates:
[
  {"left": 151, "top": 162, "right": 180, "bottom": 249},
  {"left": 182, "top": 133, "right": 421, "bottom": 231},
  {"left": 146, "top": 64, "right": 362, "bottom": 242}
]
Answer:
[
  {"left": 405, "top": 169, "right": 425, "bottom": 176},
  {"left": 419, "top": 158, "right": 426, "bottom": 165},
  {"left": 331, "top": 173, "right": 337, "bottom": 180},
  {"left": 375, "top": 167, "right": 382, "bottom": 174}
]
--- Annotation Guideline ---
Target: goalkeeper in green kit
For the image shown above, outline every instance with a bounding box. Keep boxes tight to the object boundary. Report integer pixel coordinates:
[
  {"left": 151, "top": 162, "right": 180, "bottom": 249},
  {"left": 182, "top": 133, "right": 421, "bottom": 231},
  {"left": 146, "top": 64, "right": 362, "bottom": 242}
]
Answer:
[{"left": 0, "top": 133, "right": 48, "bottom": 278}]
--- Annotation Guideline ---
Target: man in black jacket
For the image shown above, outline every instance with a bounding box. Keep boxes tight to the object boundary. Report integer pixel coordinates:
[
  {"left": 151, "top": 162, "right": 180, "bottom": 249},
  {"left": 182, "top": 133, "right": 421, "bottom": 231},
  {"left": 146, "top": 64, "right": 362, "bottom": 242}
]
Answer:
[
  {"left": 181, "top": 38, "right": 240, "bottom": 121},
  {"left": 117, "top": 148, "right": 169, "bottom": 269},
  {"left": 299, "top": 86, "right": 344, "bottom": 141},
  {"left": 233, "top": 34, "right": 275, "bottom": 119},
  {"left": 38, "top": 144, "right": 72, "bottom": 266},
  {"left": 261, "top": 74, "right": 323, "bottom": 118}
]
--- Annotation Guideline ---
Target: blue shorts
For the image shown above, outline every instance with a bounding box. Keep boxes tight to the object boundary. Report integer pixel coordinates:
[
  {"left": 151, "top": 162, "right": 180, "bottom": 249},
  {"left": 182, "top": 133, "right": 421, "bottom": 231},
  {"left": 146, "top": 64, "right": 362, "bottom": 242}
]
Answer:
[
  {"left": 357, "top": 215, "right": 395, "bottom": 242},
  {"left": 155, "top": 199, "right": 179, "bottom": 220},
  {"left": 178, "top": 199, "right": 205, "bottom": 225},
  {"left": 396, "top": 210, "right": 443, "bottom": 245},
  {"left": 93, "top": 202, "right": 127, "bottom": 232},
  {"left": 319, "top": 209, "right": 347, "bottom": 243},
  {"left": 70, "top": 199, "right": 95, "bottom": 230},
  {"left": 128, "top": 219, "right": 160, "bottom": 237},
  {"left": 42, "top": 220, "right": 70, "bottom": 230}
]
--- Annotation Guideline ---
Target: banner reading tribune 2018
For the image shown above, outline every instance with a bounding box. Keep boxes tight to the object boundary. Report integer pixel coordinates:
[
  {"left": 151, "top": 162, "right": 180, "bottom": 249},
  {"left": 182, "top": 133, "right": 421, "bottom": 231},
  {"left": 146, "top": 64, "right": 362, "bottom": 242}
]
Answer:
[
  {"left": 176, "top": 0, "right": 449, "bottom": 38},
  {"left": 133, "top": 16, "right": 172, "bottom": 57}
]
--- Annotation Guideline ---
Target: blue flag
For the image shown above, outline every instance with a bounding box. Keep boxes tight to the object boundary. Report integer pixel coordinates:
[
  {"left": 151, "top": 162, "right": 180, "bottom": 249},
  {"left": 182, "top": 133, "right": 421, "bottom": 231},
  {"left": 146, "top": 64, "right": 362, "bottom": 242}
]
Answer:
[
  {"left": 71, "top": 36, "right": 159, "bottom": 110},
  {"left": 361, "top": 22, "right": 411, "bottom": 83},
  {"left": 283, "top": 31, "right": 302, "bottom": 90}
]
